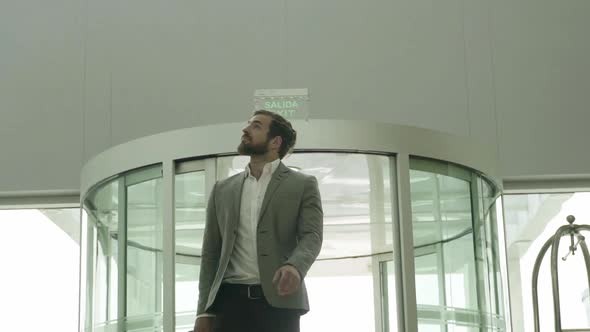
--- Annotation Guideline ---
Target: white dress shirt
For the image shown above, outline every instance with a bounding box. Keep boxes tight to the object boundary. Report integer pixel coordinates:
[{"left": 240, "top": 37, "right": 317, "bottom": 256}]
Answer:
[{"left": 222, "top": 158, "right": 281, "bottom": 284}]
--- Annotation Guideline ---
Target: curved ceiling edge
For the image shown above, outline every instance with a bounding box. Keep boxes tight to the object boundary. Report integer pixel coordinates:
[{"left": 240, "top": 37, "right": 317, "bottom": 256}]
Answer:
[{"left": 81, "top": 120, "right": 500, "bottom": 195}]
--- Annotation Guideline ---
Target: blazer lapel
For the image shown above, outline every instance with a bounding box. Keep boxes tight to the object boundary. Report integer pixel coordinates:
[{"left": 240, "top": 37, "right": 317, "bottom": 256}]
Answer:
[{"left": 258, "top": 162, "right": 290, "bottom": 224}]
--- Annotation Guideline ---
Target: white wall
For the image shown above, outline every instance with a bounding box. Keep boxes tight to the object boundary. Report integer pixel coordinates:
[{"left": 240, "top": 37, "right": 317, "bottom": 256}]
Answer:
[
  {"left": 1, "top": 0, "right": 589, "bottom": 193},
  {"left": 493, "top": 0, "right": 590, "bottom": 178}
]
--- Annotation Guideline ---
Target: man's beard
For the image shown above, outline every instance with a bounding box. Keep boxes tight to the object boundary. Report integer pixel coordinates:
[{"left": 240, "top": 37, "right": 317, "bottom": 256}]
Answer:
[{"left": 237, "top": 139, "right": 270, "bottom": 156}]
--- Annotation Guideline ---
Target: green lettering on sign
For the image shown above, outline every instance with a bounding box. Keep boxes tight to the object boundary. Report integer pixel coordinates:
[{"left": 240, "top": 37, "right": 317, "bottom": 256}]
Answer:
[
  {"left": 264, "top": 100, "right": 300, "bottom": 110},
  {"left": 254, "top": 89, "right": 309, "bottom": 120}
]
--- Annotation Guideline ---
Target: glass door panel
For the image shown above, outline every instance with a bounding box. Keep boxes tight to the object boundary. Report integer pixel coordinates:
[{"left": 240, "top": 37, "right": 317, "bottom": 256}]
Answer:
[
  {"left": 126, "top": 166, "right": 164, "bottom": 330},
  {"left": 175, "top": 168, "right": 207, "bottom": 331},
  {"left": 217, "top": 153, "right": 398, "bottom": 331},
  {"left": 410, "top": 158, "right": 500, "bottom": 331},
  {"left": 174, "top": 158, "right": 215, "bottom": 331}
]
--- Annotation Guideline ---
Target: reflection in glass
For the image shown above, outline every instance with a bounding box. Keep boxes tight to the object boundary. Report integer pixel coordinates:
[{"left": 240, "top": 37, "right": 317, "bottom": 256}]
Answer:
[{"left": 84, "top": 179, "right": 119, "bottom": 330}]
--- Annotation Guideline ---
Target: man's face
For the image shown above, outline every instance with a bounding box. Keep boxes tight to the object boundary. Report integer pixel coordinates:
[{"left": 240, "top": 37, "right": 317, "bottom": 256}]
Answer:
[{"left": 238, "top": 114, "right": 273, "bottom": 156}]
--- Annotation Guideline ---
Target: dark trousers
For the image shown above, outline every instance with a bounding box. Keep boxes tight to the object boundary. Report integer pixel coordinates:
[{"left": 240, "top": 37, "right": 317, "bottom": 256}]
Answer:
[{"left": 211, "top": 284, "right": 301, "bottom": 332}]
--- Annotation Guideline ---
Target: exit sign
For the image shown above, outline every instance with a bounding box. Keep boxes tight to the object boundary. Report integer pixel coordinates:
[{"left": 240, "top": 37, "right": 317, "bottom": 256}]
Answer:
[{"left": 254, "top": 88, "right": 309, "bottom": 120}]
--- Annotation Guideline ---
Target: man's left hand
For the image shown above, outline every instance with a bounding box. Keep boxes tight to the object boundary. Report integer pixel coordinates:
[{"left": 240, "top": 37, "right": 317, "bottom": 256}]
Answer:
[{"left": 272, "top": 265, "right": 301, "bottom": 296}]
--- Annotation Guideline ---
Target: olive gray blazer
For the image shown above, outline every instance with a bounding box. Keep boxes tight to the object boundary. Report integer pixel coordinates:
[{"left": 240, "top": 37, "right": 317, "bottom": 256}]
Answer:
[{"left": 196, "top": 161, "right": 323, "bottom": 315}]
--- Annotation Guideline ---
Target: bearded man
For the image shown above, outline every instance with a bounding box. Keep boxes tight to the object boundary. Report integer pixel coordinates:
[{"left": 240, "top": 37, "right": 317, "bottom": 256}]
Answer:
[{"left": 193, "top": 110, "right": 323, "bottom": 332}]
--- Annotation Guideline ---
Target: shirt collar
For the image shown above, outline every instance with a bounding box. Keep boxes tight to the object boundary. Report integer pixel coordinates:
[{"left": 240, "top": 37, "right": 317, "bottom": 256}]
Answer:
[{"left": 245, "top": 158, "right": 281, "bottom": 178}]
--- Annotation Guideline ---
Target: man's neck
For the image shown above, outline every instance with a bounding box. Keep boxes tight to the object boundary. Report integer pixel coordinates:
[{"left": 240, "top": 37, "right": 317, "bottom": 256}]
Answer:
[{"left": 249, "top": 155, "right": 279, "bottom": 180}]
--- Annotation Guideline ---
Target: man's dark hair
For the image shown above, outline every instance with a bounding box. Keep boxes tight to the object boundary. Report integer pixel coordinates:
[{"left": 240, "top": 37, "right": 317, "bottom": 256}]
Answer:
[{"left": 254, "top": 110, "right": 297, "bottom": 159}]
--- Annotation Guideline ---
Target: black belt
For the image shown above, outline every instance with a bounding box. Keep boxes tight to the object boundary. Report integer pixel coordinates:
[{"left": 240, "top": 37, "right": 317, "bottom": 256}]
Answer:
[{"left": 220, "top": 283, "right": 265, "bottom": 300}]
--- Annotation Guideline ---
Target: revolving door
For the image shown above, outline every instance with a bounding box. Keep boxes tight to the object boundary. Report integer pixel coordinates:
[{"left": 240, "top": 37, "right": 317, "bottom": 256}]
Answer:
[{"left": 79, "top": 120, "right": 510, "bottom": 332}]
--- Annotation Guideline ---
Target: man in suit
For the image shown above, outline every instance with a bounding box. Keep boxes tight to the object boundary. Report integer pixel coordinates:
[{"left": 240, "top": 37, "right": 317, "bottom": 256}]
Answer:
[{"left": 193, "top": 110, "right": 323, "bottom": 332}]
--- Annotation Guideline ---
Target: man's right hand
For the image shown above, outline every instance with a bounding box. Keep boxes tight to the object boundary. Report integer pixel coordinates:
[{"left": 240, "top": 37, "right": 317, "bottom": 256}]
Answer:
[{"left": 194, "top": 316, "right": 214, "bottom": 332}]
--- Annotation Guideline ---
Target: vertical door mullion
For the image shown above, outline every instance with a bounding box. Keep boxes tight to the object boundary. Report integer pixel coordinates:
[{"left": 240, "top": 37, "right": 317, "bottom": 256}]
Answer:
[
  {"left": 83, "top": 212, "right": 95, "bottom": 332},
  {"left": 471, "top": 175, "right": 488, "bottom": 332},
  {"left": 163, "top": 160, "right": 175, "bottom": 332},
  {"left": 436, "top": 243, "right": 447, "bottom": 331},
  {"left": 117, "top": 177, "right": 127, "bottom": 332},
  {"left": 393, "top": 153, "right": 418, "bottom": 332},
  {"left": 372, "top": 255, "right": 385, "bottom": 332},
  {"left": 432, "top": 173, "right": 448, "bottom": 331},
  {"left": 368, "top": 155, "right": 386, "bottom": 332},
  {"left": 390, "top": 156, "right": 404, "bottom": 331},
  {"left": 106, "top": 233, "right": 111, "bottom": 321},
  {"left": 497, "top": 196, "right": 513, "bottom": 332},
  {"left": 380, "top": 261, "right": 390, "bottom": 332}
]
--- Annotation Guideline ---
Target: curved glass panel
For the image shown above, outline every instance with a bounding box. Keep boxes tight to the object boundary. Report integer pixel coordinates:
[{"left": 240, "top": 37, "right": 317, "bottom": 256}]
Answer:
[
  {"left": 82, "top": 165, "right": 163, "bottom": 332},
  {"left": 81, "top": 152, "right": 506, "bottom": 332},
  {"left": 478, "top": 177, "right": 505, "bottom": 325},
  {"left": 217, "top": 153, "right": 394, "bottom": 255},
  {"left": 126, "top": 172, "right": 163, "bottom": 322},
  {"left": 410, "top": 158, "right": 506, "bottom": 331},
  {"left": 83, "top": 179, "right": 119, "bottom": 331}
]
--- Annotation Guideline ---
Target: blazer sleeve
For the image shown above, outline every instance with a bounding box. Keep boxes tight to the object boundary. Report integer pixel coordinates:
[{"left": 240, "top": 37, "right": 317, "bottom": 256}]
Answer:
[
  {"left": 285, "top": 175, "right": 323, "bottom": 279},
  {"left": 196, "top": 181, "right": 222, "bottom": 315}
]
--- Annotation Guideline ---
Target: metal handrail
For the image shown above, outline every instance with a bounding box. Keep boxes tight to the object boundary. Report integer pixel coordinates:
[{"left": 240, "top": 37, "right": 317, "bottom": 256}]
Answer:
[{"left": 532, "top": 215, "right": 590, "bottom": 332}]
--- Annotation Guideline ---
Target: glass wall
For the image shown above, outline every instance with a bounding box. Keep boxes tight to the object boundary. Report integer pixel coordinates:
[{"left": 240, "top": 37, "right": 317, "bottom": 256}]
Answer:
[
  {"left": 81, "top": 153, "right": 506, "bottom": 332},
  {"left": 82, "top": 165, "right": 163, "bottom": 332},
  {"left": 126, "top": 167, "right": 164, "bottom": 329},
  {"left": 409, "top": 158, "right": 506, "bottom": 331},
  {"left": 83, "top": 179, "right": 119, "bottom": 331}
]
